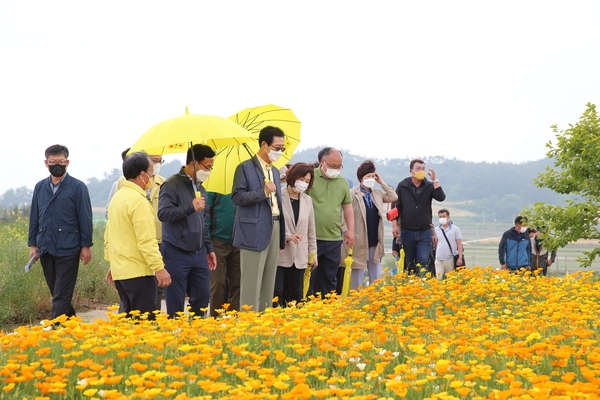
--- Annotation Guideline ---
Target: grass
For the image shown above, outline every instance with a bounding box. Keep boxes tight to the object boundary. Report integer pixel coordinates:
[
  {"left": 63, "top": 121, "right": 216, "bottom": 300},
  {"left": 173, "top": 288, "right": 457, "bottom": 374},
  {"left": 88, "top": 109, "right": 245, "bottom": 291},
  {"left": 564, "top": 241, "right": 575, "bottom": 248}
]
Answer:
[{"left": 0, "top": 212, "right": 118, "bottom": 330}]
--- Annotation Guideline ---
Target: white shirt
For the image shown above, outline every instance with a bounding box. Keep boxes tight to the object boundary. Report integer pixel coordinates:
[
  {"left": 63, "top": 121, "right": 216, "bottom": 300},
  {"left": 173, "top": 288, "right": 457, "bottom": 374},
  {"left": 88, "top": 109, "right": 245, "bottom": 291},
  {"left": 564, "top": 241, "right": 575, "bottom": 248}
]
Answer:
[{"left": 435, "top": 223, "right": 462, "bottom": 261}]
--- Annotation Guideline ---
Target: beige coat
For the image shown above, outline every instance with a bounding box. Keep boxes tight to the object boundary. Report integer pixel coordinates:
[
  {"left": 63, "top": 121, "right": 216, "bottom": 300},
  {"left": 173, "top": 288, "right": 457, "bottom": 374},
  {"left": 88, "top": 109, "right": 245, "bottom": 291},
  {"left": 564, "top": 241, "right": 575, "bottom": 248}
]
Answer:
[
  {"left": 277, "top": 188, "right": 317, "bottom": 269},
  {"left": 344, "top": 183, "right": 398, "bottom": 270}
]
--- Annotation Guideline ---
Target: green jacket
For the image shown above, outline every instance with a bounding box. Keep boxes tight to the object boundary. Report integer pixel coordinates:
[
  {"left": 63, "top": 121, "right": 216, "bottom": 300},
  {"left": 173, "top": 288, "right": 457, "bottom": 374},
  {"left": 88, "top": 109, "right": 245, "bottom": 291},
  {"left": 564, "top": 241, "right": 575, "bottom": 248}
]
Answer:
[{"left": 205, "top": 192, "right": 236, "bottom": 244}]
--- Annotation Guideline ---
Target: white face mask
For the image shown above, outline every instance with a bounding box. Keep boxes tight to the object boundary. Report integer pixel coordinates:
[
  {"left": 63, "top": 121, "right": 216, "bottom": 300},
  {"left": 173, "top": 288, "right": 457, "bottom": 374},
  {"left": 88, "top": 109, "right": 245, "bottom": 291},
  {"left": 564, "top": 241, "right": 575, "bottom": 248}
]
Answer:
[
  {"left": 153, "top": 163, "right": 161, "bottom": 177},
  {"left": 439, "top": 217, "right": 448, "bottom": 225},
  {"left": 362, "top": 178, "right": 376, "bottom": 188},
  {"left": 294, "top": 180, "right": 309, "bottom": 193},
  {"left": 268, "top": 149, "right": 283, "bottom": 163},
  {"left": 519, "top": 226, "right": 528, "bottom": 233},
  {"left": 196, "top": 169, "right": 211, "bottom": 182},
  {"left": 324, "top": 168, "right": 341, "bottom": 179}
]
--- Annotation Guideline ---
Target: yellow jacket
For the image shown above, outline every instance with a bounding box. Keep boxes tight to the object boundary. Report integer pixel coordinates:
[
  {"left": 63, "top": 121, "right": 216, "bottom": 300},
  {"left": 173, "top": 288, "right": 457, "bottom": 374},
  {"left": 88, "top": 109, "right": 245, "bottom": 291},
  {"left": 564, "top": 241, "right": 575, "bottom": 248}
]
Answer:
[
  {"left": 104, "top": 181, "right": 164, "bottom": 280},
  {"left": 115, "top": 174, "right": 165, "bottom": 242}
]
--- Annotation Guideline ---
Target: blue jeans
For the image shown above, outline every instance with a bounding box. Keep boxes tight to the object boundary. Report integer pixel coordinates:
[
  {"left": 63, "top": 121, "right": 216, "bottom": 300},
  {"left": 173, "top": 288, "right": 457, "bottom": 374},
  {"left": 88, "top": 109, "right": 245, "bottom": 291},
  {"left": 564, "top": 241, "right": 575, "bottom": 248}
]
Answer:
[{"left": 401, "top": 228, "right": 432, "bottom": 275}]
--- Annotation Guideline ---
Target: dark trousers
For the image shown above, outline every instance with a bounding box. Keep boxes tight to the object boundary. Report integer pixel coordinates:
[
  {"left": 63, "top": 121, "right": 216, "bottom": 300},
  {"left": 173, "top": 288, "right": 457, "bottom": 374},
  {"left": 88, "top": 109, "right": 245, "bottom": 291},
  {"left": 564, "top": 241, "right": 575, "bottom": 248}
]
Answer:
[
  {"left": 161, "top": 241, "right": 210, "bottom": 318},
  {"left": 274, "top": 265, "right": 305, "bottom": 306},
  {"left": 114, "top": 276, "right": 158, "bottom": 320},
  {"left": 401, "top": 228, "right": 432, "bottom": 275},
  {"left": 309, "top": 240, "right": 343, "bottom": 297},
  {"left": 40, "top": 252, "right": 80, "bottom": 319},
  {"left": 209, "top": 238, "right": 241, "bottom": 317}
]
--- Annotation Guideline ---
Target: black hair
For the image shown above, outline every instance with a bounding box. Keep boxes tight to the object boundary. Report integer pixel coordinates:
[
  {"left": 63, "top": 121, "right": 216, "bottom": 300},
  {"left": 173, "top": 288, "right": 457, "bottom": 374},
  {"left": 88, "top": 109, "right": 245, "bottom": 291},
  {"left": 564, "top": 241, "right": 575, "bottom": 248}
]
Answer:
[
  {"left": 121, "top": 148, "right": 131, "bottom": 161},
  {"left": 438, "top": 208, "right": 450, "bottom": 217},
  {"left": 123, "top": 152, "right": 151, "bottom": 180},
  {"left": 515, "top": 216, "right": 528, "bottom": 225},
  {"left": 410, "top": 159, "right": 425, "bottom": 170},
  {"left": 45, "top": 144, "right": 69, "bottom": 159},
  {"left": 186, "top": 144, "right": 216, "bottom": 165},
  {"left": 258, "top": 126, "right": 285, "bottom": 147}
]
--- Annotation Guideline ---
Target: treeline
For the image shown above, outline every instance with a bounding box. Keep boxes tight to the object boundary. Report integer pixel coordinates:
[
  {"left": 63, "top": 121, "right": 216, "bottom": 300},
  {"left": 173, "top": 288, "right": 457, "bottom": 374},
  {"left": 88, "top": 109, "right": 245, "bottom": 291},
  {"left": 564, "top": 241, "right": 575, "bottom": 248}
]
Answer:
[{"left": 0, "top": 149, "right": 567, "bottom": 222}]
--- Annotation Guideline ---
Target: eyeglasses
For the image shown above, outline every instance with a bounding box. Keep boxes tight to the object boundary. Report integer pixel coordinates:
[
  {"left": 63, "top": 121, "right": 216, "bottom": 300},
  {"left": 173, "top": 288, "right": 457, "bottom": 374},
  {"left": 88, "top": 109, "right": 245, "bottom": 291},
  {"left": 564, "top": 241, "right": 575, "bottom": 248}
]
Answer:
[
  {"left": 47, "top": 160, "right": 68, "bottom": 166},
  {"left": 269, "top": 145, "right": 286, "bottom": 152},
  {"left": 198, "top": 161, "right": 213, "bottom": 171},
  {"left": 151, "top": 158, "right": 165, "bottom": 164},
  {"left": 323, "top": 159, "right": 343, "bottom": 170}
]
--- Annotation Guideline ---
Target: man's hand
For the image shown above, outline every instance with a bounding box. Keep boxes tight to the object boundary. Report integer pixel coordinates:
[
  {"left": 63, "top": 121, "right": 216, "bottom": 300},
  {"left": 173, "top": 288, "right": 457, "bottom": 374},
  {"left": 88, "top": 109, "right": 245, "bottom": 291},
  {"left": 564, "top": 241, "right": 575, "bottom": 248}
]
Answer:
[
  {"left": 344, "top": 229, "right": 355, "bottom": 248},
  {"left": 428, "top": 168, "right": 437, "bottom": 181},
  {"left": 455, "top": 256, "right": 463, "bottom": 266},
  {"left": 192, "top": 196, "right": 205, "bottom": 212},
  {"left": 501, "top": 264, "right": 507, "bottom": 270},
  {"left": 155, "top": 268, "right": 172, "bottom": 287},
  {"left": 392, "top": 220, "right": 400, "bottom": 238},
  {"left": 207, "top": 252, "right": 217, "bottom": 271},
  {"left": 547, "top": 260, "right": 553, "bottom": 267},
  {"left": 432, "top": 235, "right": 438, "bottom": 246},
  {"left": 286, "top": 234, "right": 304, "bottom": 244},
  {"left": 80, "top": 247, "right": 92, "bottom": 265},
  {"left": 105, "top": 269, "right": 114, "bottom": 286},
  {"left": 264, "top": 181, "right": 276, "bottom": 196},
  {"left": 29, "top": 245, "right": 39, "bottom": 260}
]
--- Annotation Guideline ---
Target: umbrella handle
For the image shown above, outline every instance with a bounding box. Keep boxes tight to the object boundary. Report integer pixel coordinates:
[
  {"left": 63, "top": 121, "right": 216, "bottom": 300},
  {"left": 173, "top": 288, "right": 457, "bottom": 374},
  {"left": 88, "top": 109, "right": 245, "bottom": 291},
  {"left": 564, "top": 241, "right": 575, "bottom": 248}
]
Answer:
[{"left": 195, "top": 191, "right": 202, "bottom": 198}]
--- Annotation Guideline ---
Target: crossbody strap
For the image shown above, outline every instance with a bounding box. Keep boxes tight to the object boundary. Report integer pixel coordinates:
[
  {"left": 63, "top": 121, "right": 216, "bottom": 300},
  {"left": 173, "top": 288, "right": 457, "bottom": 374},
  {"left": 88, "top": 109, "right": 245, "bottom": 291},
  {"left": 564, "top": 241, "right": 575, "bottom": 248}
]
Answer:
[{"left": 441, "top": 227, "right": 454, "bottom": 254}]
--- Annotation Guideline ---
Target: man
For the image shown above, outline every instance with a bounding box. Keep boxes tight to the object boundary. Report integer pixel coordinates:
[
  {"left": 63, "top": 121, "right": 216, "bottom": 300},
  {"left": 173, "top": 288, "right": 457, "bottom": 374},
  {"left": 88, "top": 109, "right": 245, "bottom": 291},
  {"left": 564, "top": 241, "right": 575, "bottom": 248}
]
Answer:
[
  {"left": 107, "top": 149, "right": 166, "bottom": 309},
  {"left": 392, "top": 159, "right": 445, "bottom": 275},
  {"left": 28, "top": 144, "right": 93, "bottom": 319},
  {"left": 104, "top": 152, "right": 171, "bottom": 319},
  {"left": 231, "top": 126, "right": 286, "bottom": 312},
  {"left": 434, "top": 208, "right": 463, "bottom": 280},
  {"left": 529, "top": 228, "right": 556, "bottom": 276},
  {"left": 158, "top": 144, "right": 217, "bottom": 318},
  {"left": 205, "top": 192, "right": 241, "bottom": 317},
  {"left": 499, "top": 216, "right": 531, "bottom": 272},
  {"left": 308, "top": 147, "right": 355, "bottom": 296}
]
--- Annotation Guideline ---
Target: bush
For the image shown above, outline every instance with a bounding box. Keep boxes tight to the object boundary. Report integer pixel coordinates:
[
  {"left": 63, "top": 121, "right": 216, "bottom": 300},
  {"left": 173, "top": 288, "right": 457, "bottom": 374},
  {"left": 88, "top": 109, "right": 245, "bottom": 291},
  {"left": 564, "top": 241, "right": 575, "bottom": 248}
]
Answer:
[{"left": 0, "top": 212, "right": 118, "bottom": 330}]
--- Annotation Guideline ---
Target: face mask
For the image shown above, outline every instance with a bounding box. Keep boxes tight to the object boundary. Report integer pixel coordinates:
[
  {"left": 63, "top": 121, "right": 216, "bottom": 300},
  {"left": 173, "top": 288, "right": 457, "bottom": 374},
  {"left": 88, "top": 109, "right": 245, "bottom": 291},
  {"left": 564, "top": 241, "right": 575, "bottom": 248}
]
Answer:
[
  {"left": 196, "top": 169, "right": 211, "bottom": 182},
  {"left": 520, "top": 226, "right": 528, "bottom": 233},
  {"left": 268, "top": 149, "right": 283, "bottom": 163},
  {"left": 362, "top": 178, "right": 376, "bottom": 188},
  {"left": 49, "top": 164, "right": 66, "bottom": 177},
  {"left": 439, "top": 217, "right": 448, "bottom": 225},
  {"left": 141, "top": 173, "right": 153, "bottom": 190},
  {"left": 413, "top": 170, "right": 427, "bottom": 180},
  {"left": 324, "top": 168, "right": 341, "bottom": 179},
  {"left": 294, "top": 180, "right": 309, "bottom": 193},
  {"left": 153, "top": 163, "right": 161, "bottom": 177}
]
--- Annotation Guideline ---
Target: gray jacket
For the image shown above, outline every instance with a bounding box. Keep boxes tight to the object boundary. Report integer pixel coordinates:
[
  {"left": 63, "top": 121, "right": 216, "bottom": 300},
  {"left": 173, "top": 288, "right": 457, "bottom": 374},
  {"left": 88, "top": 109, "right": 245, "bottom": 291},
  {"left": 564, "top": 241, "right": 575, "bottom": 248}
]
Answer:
[
  {"left": 158, "top": 168, "right": 214, "bottom": 254},
  {"left": 231, "top": 156, "right": 286, "bottom": 252}
]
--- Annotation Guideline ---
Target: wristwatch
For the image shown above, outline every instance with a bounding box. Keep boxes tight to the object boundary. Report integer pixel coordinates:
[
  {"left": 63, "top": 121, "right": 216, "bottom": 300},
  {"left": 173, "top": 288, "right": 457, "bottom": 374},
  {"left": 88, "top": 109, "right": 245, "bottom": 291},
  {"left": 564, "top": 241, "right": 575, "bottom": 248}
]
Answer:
[{"left": 433, "top": 179, "right": 439, "bottom": 183}]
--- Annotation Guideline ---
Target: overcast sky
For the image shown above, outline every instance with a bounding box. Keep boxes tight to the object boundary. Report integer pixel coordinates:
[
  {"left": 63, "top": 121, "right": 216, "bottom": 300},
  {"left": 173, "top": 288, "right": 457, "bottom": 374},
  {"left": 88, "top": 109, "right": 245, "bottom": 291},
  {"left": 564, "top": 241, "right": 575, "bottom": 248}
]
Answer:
[{"left": 1, "top": 1, "right": 599, "bottom": 194}]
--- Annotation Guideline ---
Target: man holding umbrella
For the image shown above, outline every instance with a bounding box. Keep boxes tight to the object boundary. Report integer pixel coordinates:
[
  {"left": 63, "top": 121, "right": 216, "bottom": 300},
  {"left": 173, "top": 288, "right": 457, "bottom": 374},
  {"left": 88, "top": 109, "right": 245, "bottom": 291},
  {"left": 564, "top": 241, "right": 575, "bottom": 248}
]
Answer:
[
  {"left": 158, "top": 144, "right": 217, "bottom": 318},
  {"left": 231, "top": 126, "right": 286, "bottom": 312}
]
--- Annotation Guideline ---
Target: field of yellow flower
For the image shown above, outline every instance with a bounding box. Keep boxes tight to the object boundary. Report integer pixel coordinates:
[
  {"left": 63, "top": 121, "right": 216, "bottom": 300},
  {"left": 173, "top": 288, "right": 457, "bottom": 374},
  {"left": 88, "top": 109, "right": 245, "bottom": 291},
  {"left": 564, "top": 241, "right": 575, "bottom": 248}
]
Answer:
[{"left": 2, "top": 267, "right": 600, "bottom": 399}]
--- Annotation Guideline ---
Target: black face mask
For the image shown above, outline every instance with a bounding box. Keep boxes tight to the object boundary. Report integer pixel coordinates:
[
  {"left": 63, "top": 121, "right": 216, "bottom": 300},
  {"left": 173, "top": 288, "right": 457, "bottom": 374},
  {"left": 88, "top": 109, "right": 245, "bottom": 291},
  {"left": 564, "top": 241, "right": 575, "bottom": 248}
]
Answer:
[{"left": 49, "top": 164, "right": 66, "bottom": 177}]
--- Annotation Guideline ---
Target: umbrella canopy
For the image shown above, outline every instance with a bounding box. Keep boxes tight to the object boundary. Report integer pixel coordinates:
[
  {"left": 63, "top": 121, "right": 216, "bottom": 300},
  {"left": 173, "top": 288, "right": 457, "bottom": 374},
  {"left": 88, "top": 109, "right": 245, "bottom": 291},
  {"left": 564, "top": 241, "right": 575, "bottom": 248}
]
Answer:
[
  {"left": 202, "top": 104, "right": 301, "bottom": 194},
  {"left": 128, "top": 107, "right": 255, "bottom": 155}
]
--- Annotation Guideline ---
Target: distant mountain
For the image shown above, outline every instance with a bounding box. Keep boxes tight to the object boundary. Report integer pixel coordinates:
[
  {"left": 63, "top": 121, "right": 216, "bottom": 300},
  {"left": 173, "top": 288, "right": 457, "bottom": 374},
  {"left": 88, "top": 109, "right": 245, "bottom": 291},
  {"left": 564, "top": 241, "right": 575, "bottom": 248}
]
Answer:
[{"left": 1, "top": 148, "right": 567, "bottom": 223}]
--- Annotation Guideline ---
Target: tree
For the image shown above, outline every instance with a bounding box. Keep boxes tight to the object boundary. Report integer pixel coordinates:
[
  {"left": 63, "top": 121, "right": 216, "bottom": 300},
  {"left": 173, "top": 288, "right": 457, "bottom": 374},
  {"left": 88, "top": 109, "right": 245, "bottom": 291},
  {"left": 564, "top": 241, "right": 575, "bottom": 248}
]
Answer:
[{"left": 523, "top": 103, "right": 600, "bottom": 267}]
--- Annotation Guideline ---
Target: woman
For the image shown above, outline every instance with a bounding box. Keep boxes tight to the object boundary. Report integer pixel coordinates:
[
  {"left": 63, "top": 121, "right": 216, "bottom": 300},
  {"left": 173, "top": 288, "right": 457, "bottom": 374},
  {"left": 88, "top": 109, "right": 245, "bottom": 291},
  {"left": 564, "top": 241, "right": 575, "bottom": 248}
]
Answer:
[
  {"left": 347, "top": 160, "right": 398, "bottom": 290},
  {"left": 274, "top": 162, "right": 318, "bottom": 306}
]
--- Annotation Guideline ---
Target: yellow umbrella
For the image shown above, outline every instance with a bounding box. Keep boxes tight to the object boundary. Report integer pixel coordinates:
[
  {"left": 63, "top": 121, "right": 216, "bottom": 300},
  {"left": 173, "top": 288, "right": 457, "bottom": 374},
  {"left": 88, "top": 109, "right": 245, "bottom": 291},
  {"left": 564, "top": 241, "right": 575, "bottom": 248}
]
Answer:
[
  {"left": 202, "top": 104, "right": 301, "bottom": 194},
  {"left": 340, "top": 248, "right": 353, "bottom": 298},
  {"left": 302, "top": 251, "right": 316, "bottom": 299},
  {"left": 128, "top": 107, "right": 255, "bottom": 155},
  {"left": 396, "top": 247, "right": 405, "bottom": 273}
]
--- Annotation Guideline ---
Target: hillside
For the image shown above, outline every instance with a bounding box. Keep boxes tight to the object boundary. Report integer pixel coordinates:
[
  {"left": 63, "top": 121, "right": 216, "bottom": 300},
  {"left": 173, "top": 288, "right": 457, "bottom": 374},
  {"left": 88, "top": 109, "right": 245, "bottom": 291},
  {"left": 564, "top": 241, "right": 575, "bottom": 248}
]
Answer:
[{"left": 1, "top": 149, "right": 568, "bottom": 224}]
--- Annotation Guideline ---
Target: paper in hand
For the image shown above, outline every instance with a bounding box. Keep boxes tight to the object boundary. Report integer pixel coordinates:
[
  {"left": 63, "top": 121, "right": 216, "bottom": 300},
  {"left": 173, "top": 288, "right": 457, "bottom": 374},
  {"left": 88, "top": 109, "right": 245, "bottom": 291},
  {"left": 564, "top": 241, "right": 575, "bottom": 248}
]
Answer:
[{"left": 24, "top": 256, "right": 36, "bottom": 272}]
